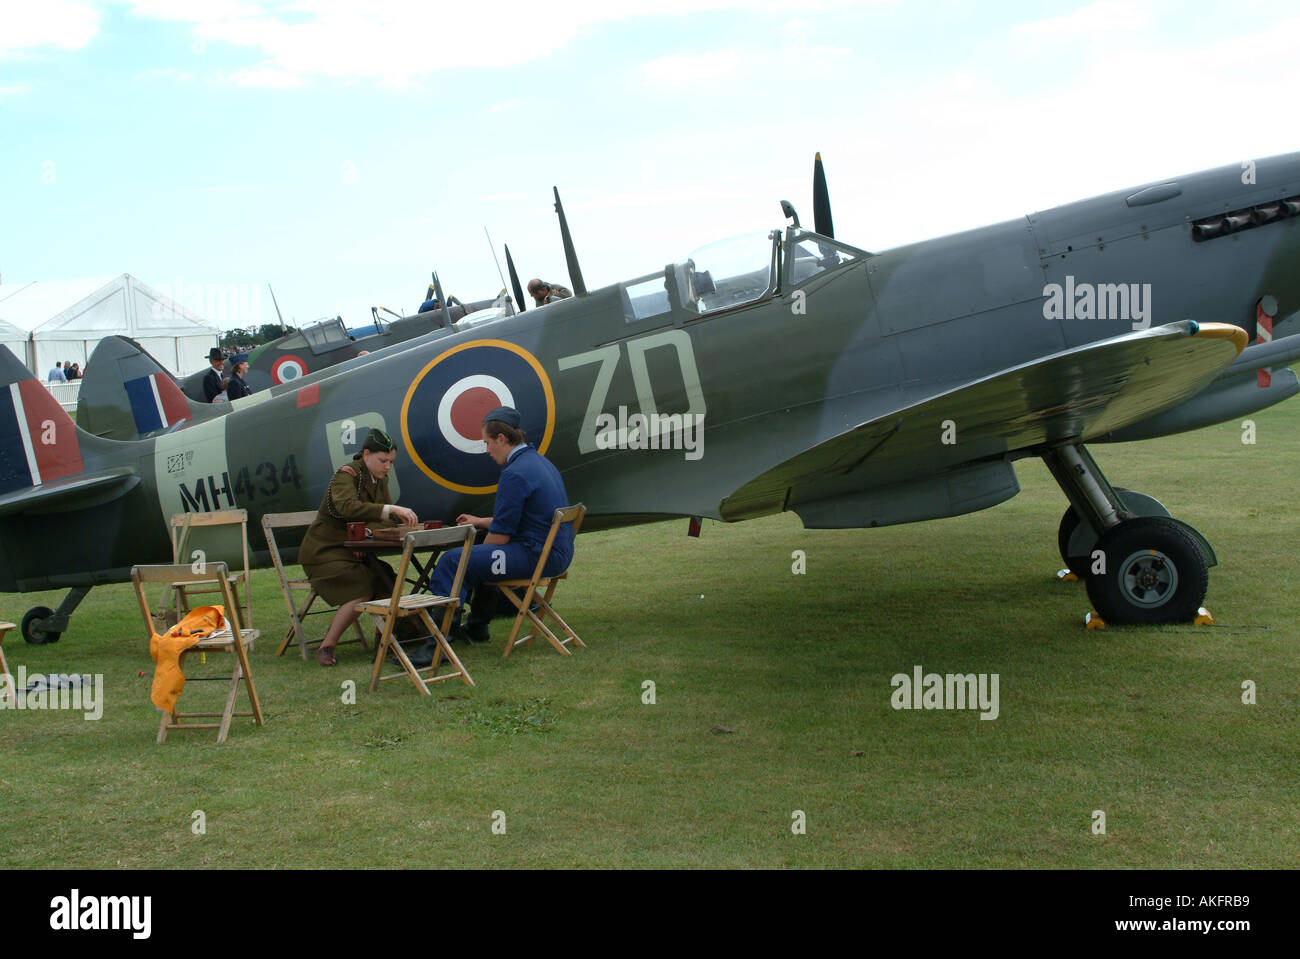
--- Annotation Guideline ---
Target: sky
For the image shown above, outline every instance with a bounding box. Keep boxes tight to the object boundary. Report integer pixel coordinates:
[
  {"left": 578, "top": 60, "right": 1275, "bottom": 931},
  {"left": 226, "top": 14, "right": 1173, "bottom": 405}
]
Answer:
[{"left": 2, "top": 0, "right": 1299, "bottom": 346}]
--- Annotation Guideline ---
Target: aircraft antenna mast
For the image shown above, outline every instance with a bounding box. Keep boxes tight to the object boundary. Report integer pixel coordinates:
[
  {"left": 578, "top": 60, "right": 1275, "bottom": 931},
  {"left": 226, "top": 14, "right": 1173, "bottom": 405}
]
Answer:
[
  {"left": 268, "top": 283, "right": 287, "bottom": 332},
  {"left": 484, "top": 227, "right": 508, "bottom": 292}
]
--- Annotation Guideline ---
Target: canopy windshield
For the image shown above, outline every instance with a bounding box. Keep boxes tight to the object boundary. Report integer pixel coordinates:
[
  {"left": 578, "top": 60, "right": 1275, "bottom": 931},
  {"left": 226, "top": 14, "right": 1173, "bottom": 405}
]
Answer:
[{"left": 675, "top": 231, "right": 777, "bottom": 313}]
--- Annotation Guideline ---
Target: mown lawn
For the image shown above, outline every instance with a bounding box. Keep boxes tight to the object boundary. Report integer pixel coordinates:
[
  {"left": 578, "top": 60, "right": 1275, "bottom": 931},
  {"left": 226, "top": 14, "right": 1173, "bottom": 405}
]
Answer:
[{"left": 1, "top": 398, "right": 1297, "bottom": 868}]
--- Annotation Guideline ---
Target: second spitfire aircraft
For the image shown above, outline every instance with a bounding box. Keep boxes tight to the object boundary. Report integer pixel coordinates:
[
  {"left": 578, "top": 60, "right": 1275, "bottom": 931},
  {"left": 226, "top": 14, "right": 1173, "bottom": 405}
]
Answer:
[
  {"left": 174, "top": 273, "right": 512, "bottom": 400},
  {"left": 4, "top": 152, "right": 1300, "bottom": 644}
]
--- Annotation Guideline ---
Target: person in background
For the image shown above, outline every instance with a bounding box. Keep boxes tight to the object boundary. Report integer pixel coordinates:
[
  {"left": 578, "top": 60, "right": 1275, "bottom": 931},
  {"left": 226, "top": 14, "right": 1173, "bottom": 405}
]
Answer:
[
  {"left": 202, "top": 348, "right": 228, "bottom": 402},
  {"left": 224, "top": 353, "right": 252, "bottom": 400},
  {"left": 527, "top": 279, "right": 573, "bottom": 306},
  {"left": 66, "top": 363, "right": 80, "bottom": 380},
  {"left": 298, "top": 428, "right": 418, "bottom": 666},
  {"left": 47, "top": 362, "right": 66, "bottom": 383}
]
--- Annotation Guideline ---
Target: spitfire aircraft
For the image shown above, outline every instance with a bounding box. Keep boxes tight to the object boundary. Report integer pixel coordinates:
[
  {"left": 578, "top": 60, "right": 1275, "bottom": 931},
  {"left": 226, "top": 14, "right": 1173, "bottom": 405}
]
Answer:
[
  {"left": 175, "top": 278, "right": 512, "bottom": 399},
  {"left": 4, "top": 152, "right": 1300, "bottom": 644},
  {"left": 77, "top": 295, "right": 517, "bottom": 443}
]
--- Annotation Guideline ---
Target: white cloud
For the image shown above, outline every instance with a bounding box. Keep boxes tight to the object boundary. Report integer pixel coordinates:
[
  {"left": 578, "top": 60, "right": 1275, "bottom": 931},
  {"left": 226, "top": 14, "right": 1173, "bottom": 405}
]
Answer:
[
  {"left": 0, "top": 82, "right": 32, "bottom": 97},
  {"left": 225, "top": 64, "right": 305, "bottom": 87},
  {"left": 133, "top": 67, "right": 195, "bottom": 83},
  {"left": 113, "top": 0, "right": 870, "bottom": 86},
  {"left": 0, "top": 0, "right": 100, "bottom": 58},
  {"left": 1014, "top": 0, "right": 1154, "bottom": 37},
  {"left": 807, "top": 10, "right": 1300, "bottom": 250},
  {"left": 638, "top": 50, "right": 745, "bottom": 92}
]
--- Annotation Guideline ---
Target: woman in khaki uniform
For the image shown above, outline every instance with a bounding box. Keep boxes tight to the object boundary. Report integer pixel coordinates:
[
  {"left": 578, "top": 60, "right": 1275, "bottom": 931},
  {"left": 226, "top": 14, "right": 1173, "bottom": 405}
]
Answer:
[{"left": 300, "top": 428, "right": 418, "bottom": 665}]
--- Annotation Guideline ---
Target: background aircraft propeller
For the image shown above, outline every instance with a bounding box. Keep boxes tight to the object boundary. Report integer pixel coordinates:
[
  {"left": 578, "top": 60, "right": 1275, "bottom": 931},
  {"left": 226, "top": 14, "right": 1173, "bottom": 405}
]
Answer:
[
  {"left": 813, "top": 151, "right": 834, "bottom": 239},
  {"left": 505, "top": 244, "right": 526, "bottom": 313}
]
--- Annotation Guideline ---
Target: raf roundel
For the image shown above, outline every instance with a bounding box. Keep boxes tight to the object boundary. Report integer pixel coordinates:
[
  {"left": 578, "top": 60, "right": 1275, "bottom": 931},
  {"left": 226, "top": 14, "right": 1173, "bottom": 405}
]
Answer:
[
  {"left": 271, "top": 354, "right": 308, "bottom": 384},
  {"left": 401, "top": 340, "right": 555, "bottom": 494}
]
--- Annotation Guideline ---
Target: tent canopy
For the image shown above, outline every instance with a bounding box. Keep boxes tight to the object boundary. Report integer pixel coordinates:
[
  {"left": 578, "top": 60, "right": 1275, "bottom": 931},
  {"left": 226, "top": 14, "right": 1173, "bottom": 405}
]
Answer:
[
  {"left": 0, "top": 274, "right": 221, "bottom": 376},
  {"left": 0, "top": 316, "right": 26, "bottom": 362}
]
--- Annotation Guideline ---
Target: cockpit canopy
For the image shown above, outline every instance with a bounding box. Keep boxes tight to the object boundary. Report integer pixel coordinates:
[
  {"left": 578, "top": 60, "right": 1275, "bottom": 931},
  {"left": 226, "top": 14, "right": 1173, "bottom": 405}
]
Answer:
[
  {"left": 618, "top": 228, "right": 866, "bottom": 324},
  {"left": 269, "top": 317, "right": 353, "bottom": 355}
]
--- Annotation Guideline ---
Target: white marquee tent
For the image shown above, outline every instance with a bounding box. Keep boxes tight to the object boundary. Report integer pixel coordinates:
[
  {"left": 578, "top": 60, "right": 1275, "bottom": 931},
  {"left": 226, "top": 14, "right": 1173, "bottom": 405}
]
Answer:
[
  {"left": 0, "top": 274, "right": 220, "bottom": 377},
  {"left": 0, "top": 316, "right": 25, "bottom": 362}
]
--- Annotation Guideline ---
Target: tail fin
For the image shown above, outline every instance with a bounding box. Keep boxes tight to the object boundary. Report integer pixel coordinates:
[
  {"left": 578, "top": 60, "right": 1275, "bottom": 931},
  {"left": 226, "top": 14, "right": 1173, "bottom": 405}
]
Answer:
[
  {"left": 76, "top": 336, "right": 204, "bottom": 441},
  {"left": 0, "top": 345, "right": 87, "bottom": 494},
  {"left": 0, "top": 345, "right": 143, "bottom": 530}
]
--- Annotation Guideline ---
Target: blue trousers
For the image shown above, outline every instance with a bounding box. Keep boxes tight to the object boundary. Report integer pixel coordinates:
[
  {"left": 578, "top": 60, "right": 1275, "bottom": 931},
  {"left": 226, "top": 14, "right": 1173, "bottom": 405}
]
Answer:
[{"left": 429, "top": 542, "right": 570, "bottom": 612}]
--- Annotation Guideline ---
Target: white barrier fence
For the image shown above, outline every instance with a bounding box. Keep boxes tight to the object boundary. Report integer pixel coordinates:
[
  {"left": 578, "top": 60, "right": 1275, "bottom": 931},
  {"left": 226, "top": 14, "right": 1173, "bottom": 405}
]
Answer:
[{"left": 44, "top": 379, "right": 82, "bottom": 413}]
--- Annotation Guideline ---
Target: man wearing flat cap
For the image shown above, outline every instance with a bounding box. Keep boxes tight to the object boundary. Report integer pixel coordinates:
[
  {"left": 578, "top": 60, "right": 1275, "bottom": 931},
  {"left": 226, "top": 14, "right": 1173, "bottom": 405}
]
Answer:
[
  {"left": 409, "top": 405, "right": 574, "bottom": 666},
  {"left": 202, "top": 347, "right": 228, "bottom": 403}
]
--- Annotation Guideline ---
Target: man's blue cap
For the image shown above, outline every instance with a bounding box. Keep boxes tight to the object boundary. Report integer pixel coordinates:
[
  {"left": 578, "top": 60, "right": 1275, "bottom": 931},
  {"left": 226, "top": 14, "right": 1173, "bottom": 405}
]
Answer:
[
  {"left": 231, "top": 353, "right": 249, "bottom": 364},
  {"left": 483, "top": 405, "right": 521, "bottom": 428}
]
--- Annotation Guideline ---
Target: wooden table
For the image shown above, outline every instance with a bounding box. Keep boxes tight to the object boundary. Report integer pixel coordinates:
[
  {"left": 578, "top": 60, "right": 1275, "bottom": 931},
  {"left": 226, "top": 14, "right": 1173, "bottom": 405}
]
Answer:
[{"left": 345, "top": 528, "right": 481, "bottom": 594}]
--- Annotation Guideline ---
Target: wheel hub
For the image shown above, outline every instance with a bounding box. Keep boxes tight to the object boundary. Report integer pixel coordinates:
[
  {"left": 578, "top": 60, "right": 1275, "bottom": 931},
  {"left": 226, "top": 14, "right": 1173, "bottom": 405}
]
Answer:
[{"left": 1119, "top": 549, "right": 1179, "bottom": 608}]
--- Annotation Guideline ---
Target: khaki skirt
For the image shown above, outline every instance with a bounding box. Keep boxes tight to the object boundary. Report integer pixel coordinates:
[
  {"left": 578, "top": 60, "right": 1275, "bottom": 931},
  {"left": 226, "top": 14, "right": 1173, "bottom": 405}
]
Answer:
[{"left": 303, "top": 552, "right": 395, "bottom": 607}]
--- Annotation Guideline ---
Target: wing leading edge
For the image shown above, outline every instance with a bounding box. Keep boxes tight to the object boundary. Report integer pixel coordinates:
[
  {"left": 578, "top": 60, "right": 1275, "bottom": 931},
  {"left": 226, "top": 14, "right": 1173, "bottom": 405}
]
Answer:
[{"left": 720, "top": 321, "right": 1248, "bottom": 523}]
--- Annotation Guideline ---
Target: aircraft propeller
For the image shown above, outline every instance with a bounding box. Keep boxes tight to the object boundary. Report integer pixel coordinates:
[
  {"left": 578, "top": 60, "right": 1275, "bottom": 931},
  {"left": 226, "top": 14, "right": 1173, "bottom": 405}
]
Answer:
[
  {"left": 505, "top": 244, "right": 526, "bottom": 313},
  {"left": 813, "top": 151, "right": 834, "bottom": 239}
]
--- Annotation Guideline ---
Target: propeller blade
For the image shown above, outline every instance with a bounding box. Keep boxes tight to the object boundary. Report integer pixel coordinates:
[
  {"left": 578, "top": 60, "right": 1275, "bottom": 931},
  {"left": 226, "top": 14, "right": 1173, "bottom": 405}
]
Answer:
[
  {"left": 813, "top": 151, "right": 834, "bottom": 239},
  {"left": 505, "top": 244, "right": 526, "bottom": 313}
]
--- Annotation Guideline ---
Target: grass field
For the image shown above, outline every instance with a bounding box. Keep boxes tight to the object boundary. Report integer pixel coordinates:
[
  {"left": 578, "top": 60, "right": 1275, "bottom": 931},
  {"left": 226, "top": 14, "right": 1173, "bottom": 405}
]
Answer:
[{"left": 2, "top": 398, "right": 1297, "bottom": 869}]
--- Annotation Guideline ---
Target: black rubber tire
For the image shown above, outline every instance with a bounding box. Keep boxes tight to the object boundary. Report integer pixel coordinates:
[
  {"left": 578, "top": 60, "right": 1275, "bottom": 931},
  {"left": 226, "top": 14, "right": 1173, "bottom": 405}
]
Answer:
[
  {"left": 1057, "top": 507, "right": 1089, "bottom": 576},
  {"left": 1084, "top": 517, "right": 1208, "bottom": 625},
  {"left": 21, "top": 606, "right": 61, "bottom": 645}
]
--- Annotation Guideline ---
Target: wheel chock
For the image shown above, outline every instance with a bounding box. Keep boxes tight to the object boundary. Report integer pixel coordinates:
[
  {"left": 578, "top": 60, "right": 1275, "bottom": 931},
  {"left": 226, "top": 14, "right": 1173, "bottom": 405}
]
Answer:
[
  {"left": 1056, "top": 568, "right": 1079, "bottom": 582},
  {"left": 1085, "top": 611, "right": 1106, "bottom": 630},
  {"left": 1194, "top": 606, "right": 1214, "bottom": 626}
]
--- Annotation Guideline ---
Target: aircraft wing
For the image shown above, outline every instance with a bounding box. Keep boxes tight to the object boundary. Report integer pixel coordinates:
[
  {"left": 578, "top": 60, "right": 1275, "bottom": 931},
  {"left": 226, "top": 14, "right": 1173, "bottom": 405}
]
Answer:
[
  {"left": 720, "top": 320, "right": 1247, "bottom": 522},
  {"left": 0, "top": 467, "right": 139, "bottom": 518}
]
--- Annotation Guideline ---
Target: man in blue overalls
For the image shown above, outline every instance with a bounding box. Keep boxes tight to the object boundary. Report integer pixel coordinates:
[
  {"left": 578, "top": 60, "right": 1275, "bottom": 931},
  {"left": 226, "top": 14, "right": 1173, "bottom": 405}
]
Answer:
[{"left": 408, "top": 405, "right": 574, "bottom": 668}]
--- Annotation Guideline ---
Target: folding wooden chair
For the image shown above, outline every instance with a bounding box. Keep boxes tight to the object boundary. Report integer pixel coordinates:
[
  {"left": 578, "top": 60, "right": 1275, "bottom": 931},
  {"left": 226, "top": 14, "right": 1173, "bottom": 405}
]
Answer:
[
  {"left": 169, "top": 510, "right": 253, "bottom": 631},
  {"left": 132, "top": 564, "right": 264, "bottom": 744},
  {"left": 262, "top": 511, "right": 369, "bottom": 661},
  {"left": 495, "top": 504, "right": 586, "bottom": 658},
  {"left": 358, "top": 525, "right": 476, "bottom": 695},
  {"left": 0, "top": 621, "right": 14, "bottom": 707}
]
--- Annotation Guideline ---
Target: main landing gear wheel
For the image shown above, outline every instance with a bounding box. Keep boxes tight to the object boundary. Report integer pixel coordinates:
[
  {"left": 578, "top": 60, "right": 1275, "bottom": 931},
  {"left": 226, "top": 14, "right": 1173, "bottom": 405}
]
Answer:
[
  {"left": 1084, "top": 517, "right": 1208, "bottom": 625},
  {"left": 21, "top": 606, "right": 61, "bottom": 645},
  {"left": 1058, "top": 488, "right": 1165, "bottom": 578}
]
